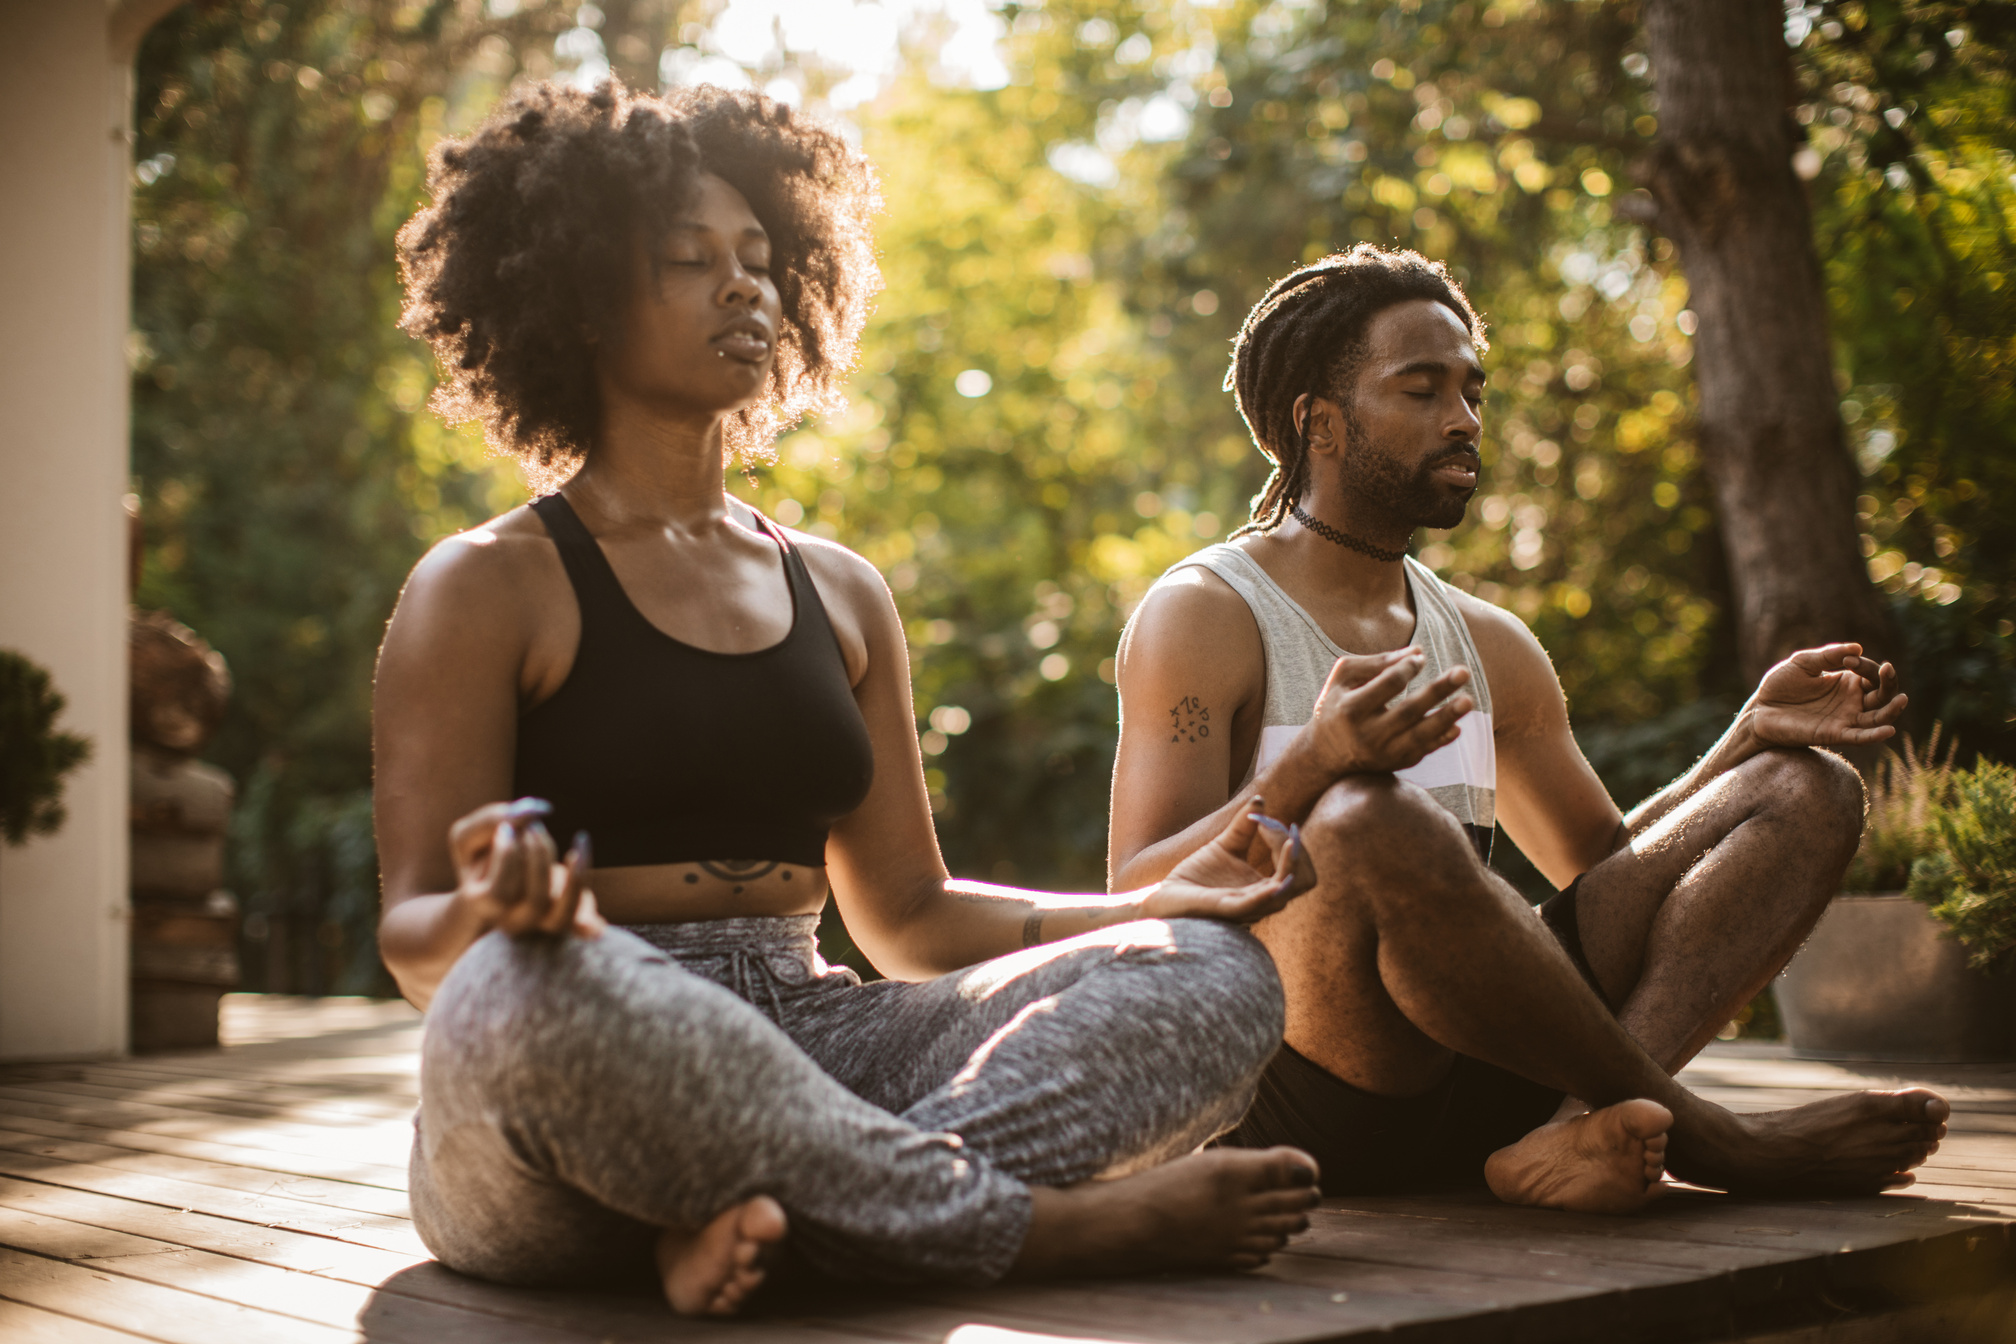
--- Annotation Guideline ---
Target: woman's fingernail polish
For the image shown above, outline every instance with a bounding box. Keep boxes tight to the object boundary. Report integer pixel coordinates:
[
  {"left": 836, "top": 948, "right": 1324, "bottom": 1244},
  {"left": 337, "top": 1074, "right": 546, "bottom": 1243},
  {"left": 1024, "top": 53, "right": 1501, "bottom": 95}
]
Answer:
[
  {"left": 1252, "top": 814, "right": 1290, "bottom": 834},
  {"left": 572, "top": 831, "right": 592, "bottom": 867}
]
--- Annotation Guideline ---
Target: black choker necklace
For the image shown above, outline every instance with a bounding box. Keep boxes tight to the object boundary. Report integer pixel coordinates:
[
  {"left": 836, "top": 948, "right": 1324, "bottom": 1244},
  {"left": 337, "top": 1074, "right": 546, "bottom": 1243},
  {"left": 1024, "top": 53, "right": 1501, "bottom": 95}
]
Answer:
[{"left": 1290, "top": 504, "right": 1409, "bottom": 563}]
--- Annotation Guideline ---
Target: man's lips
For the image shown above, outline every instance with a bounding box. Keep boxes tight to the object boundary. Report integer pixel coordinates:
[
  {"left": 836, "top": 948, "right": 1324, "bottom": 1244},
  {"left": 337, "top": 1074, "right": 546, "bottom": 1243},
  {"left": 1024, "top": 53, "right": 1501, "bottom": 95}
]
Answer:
[{"left": 1432, "top": 453, "right": 1481, "bottom": 488}]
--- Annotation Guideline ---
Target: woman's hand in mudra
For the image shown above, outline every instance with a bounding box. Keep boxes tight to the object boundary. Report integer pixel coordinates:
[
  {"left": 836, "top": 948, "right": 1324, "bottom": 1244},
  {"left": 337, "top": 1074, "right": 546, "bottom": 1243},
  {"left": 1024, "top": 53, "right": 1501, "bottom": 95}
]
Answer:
[
  {"left": 1140, "top": 798, "right": 1317, "bottom": 925},
  {"left": 449, "top": 798, "right": 605, "bottom": 941}
]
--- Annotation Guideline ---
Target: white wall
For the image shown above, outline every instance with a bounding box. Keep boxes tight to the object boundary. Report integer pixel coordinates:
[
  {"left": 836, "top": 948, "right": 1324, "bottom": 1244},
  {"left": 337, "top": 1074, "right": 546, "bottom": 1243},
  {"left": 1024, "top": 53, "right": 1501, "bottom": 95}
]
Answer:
[{"left": 0, "top": 0, "right": 181, "bottom": 1061}]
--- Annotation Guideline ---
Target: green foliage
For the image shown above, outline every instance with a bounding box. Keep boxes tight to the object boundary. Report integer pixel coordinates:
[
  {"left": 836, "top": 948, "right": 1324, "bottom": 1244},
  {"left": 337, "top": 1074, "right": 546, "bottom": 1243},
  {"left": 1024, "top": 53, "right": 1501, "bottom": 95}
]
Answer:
[
  {"left": 0, "top": 652, "right": 93, "bottom": 847},
  {"left": 1846, "top": 725, "right": 1958, "bottom": 891},
  {"left": 1907, "top": 758, "right": 2016, "bottom": 970},
  {"left": 1797, "top": 1, "right": 2016, "bottom": 761},
  {"left": 130, "top": 0, "right": 536, "bottom": 992},
  {"left": 132, "top": 0, "right": 2016, "bottom": 994}
]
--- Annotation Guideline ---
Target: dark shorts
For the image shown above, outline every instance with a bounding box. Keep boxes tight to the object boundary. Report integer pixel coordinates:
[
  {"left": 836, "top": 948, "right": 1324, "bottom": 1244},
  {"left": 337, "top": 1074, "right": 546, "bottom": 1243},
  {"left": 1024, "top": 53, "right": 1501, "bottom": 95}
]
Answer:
[{"left": 1220, "top": 880, "right": 1606, "bottom": 1193}]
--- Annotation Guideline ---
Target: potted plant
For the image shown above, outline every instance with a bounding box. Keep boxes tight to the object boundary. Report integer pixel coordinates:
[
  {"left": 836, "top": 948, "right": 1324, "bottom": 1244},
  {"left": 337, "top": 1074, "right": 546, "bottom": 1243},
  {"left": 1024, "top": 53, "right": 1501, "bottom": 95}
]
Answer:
[
  {"left": 1776, "top": 731, "right": 2016, "bottom": 1061},
  {"left": 0, "top": 649, "right": 93, "bottom": 846}
]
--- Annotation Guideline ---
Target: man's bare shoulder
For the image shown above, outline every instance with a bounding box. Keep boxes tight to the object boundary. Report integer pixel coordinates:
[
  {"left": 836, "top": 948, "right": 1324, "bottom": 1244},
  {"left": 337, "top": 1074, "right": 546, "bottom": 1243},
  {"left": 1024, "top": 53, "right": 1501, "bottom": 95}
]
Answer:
[
  {"left": 1127, "top": 563, "right": 1257, "bottom": 647},
  {"left": 1119, "top": 560, "right": 1263, "bottom": 695},
  {"left": 1444, "top": 582, "right": 1566, "bottom": 730}
]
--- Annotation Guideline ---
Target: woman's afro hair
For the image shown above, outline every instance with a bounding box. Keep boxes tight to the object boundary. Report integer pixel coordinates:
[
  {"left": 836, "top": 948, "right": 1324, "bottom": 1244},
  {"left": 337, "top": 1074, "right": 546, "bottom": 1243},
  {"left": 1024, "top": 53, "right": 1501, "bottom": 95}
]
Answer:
[
  {"left": 1226, "top": 245, "right": 1486, "bottom": 538},
  {"left": 396, "top": 79, "right": 882, "bottom": 479}
]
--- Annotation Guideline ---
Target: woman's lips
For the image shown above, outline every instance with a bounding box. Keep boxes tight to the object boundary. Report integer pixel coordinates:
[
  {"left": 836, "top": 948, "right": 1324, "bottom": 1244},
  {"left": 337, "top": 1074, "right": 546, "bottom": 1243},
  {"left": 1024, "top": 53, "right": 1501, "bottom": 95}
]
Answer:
[{"left": 712, "top": 332, "right": 772, "bottom": 362}]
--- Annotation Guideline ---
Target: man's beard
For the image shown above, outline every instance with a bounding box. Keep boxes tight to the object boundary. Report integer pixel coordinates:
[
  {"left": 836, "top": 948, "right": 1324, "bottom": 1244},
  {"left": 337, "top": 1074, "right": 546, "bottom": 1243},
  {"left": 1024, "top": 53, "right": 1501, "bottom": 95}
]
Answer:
[{"left": 1339, "top": 410, "right": 1478, "bottom": 532}]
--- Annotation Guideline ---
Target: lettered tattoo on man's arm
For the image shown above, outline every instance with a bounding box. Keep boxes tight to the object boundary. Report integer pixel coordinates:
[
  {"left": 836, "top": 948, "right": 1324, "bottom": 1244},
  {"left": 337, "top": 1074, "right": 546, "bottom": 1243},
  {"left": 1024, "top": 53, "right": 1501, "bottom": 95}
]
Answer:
[{"left": 1168, "top": 695, "right": 1211, "bottom": 744}]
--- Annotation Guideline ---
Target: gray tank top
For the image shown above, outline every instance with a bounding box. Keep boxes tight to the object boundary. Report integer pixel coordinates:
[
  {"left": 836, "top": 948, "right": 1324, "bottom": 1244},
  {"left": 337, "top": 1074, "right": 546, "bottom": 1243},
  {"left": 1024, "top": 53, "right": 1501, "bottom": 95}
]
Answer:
[{"left": 1160, "top": 545, "right": 1497, "bottom": 860}]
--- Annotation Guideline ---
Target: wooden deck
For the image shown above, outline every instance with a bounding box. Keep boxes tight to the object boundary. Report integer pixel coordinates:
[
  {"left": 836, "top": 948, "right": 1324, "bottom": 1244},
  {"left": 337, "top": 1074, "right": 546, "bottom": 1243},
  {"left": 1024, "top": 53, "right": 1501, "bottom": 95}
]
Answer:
[{"left": 0, "top": 996, "right": 2011, "bottom": 1344}]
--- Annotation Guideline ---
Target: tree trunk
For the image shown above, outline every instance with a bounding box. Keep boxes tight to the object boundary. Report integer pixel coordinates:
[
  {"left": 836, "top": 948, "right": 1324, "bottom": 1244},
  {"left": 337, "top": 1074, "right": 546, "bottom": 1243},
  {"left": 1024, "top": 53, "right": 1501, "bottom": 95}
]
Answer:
[{"left": 1643, "top": 0, "right": 1895, "bottom": 682}]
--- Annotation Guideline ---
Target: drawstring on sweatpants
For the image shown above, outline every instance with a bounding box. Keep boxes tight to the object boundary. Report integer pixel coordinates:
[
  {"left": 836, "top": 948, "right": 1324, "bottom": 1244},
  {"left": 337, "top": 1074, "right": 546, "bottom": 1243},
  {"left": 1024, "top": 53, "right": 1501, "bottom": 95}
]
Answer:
[
  {"left": 726, "top": 946, "right": 787, "bottom": 1024},
  {"left": 618, "top": 914, "right": 823, "bottom": 1027}
]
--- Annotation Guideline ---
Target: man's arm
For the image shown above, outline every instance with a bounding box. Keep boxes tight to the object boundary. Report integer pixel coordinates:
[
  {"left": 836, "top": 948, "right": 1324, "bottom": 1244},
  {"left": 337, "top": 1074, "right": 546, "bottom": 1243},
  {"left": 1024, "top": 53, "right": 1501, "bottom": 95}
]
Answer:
[
  {"left": 1108, "top": 569, "right": 1272, "bottom": 891},
  {"left": 1459, "top": 594, "right": 1625, "bottom": 888},
  {"left": 1473, "top": 580, "right": 1907, "bottom": 887},
  {"left": 1110, "top": 567, "right": 1474, "bottom": 890},
  {"left": 1622, "top": 643, "right": 1905, "bottom": 834}
]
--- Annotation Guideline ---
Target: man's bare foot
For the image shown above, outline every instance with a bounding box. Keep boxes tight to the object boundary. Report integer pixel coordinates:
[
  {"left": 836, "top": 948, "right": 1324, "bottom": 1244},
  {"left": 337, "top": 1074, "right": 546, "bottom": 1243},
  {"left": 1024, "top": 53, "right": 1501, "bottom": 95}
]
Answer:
[
  {"left": 655, "top": 1195, "right": 788, "bottom": 1317},
  {"left": 1484, "top": 1098, "right": 1671, "bottom": 1214},
  {"left": 1669, "top": 1088, "right": 1949, "bottom": 1195},
  {"left": 1013, "top": 1146, "right": 1320, "bottom": 1278}
]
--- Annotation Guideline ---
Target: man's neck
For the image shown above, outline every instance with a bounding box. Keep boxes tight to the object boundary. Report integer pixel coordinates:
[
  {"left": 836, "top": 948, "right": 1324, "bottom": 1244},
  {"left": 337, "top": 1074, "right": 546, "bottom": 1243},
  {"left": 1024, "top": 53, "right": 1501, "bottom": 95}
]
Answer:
[{"left": 1234, "top": 492, "right": 1418, "bottom": 652}]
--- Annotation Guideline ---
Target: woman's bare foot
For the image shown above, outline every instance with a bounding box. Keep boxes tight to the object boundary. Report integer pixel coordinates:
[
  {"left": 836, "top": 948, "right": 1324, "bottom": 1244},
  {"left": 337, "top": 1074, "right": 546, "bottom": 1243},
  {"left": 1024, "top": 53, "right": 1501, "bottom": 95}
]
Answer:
[
  {"left": 1484, "top": 1099, "right": 1671, "bottom": 1214},
  {"left": 1668, "top": 1088, "right": 1949, "bottom": 1195},
  {"left": 655, "top": 1195, "right": 788, "bottom": 1317},
  {"left": 1013, "top": 1146, "right": 1321, "bottom": 1278}
]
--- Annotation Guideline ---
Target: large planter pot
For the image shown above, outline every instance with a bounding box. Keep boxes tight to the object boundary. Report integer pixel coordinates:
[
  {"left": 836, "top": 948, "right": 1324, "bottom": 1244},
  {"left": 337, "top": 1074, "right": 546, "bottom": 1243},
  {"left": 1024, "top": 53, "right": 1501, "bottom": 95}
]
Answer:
[{"left": 1775, "top": 892, "right": 2016, "bottom": 1062}]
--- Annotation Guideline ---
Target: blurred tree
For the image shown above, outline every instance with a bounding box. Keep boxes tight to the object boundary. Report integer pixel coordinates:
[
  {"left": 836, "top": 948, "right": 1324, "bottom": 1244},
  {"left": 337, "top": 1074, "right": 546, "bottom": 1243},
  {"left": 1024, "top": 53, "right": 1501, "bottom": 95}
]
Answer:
[
  {"left": 129, "top": 0, "right": 607, "bottom": 994},
  {"left": 1644, "top": 0, "right": 1894, "bottom": 681}
]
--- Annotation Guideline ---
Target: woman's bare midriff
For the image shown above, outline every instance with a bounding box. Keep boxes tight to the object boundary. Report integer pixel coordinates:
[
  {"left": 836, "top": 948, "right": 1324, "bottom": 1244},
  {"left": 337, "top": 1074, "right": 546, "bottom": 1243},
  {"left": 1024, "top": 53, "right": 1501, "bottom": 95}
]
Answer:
[{"left": 588, "top": 860, "right": 831, "bottom": 924}]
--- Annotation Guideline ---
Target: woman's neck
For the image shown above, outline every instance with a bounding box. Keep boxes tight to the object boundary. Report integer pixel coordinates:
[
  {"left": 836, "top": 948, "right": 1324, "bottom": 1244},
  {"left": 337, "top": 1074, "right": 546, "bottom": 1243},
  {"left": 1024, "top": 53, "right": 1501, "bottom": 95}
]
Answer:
[{"left": 566, "top": 397, "right": 736, "bottom": 533}]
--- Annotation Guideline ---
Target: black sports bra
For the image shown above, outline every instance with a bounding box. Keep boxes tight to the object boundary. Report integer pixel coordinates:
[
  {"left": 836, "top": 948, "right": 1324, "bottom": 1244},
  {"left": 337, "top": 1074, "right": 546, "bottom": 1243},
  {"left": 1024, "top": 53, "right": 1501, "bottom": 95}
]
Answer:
[{"left": 512, "top": 494, "right": 875, "bottom": 868}]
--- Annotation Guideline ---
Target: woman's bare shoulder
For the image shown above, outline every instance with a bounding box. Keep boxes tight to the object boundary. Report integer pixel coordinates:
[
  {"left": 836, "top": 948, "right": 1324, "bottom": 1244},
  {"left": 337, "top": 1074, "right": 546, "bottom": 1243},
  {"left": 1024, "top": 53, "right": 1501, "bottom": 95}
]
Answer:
[
  {"left": 786, "top": 528, "right": 896, "bottom": 615},
  {"left": 393, "top": 504, "right": 564, "bottom": 637}
]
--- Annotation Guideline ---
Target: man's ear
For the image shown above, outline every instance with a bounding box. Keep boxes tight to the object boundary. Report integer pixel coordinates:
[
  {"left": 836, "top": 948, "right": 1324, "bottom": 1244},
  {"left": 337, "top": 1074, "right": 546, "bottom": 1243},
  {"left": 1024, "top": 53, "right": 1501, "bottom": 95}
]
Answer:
[{"left": 1298, "top": 395, "right": 1346, "bottom": 455}]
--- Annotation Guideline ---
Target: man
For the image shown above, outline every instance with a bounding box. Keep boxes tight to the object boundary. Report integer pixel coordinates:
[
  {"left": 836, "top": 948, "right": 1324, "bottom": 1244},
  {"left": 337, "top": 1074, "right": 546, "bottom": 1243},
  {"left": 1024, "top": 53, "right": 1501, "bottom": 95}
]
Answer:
[{"left": 1108, "top": 245, "right": 1946, "bottom": 1213}]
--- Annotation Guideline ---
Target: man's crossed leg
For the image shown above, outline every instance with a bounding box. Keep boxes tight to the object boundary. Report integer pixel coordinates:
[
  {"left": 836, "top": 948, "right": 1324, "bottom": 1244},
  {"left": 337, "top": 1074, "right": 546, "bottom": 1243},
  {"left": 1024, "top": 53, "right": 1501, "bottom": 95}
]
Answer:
[{"left": 1244, "top": 746, "right": 1943, "bottom": 1212}]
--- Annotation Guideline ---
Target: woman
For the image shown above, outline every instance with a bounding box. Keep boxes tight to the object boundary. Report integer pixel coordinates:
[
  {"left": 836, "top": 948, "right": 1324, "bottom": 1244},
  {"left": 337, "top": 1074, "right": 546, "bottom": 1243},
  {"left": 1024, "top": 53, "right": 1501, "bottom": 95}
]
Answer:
[{"left": 376, "top": 80, "right": 1319, "bottom": 1317}]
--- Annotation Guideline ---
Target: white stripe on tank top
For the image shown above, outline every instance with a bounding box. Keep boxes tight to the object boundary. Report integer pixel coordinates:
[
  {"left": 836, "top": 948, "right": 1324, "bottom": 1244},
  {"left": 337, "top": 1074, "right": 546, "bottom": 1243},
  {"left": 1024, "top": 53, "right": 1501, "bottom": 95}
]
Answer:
[{"left": 1157, "top": 545, "right": 1497, "bottom": 860}]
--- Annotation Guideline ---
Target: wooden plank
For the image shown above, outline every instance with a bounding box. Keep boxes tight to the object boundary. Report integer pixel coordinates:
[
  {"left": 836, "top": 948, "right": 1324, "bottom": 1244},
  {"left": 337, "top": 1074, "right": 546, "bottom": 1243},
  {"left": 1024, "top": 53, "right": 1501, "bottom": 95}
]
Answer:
[
  {"left": 0, "top": 1128, "right": 412, "bottom": 1219},
  {"left": 0, "top": 1176, "right": 909, "bottom": 1344},
  {"left": 0, "top": 1299, "right": 158, "bottom": 1344},
  {"left": 3, "top": 1069, "right": 417, "bottom": 1123},
  {"left": 0, "top": 1174, "right": 425, "bottom": 1283},
  {"left": 0, "top": 1245, "right": 359, "bottom": 1344},
  {"left": 0, "top": 1110, "right": 409, "bottom": 1189},
  {"left": 0, "top": 1080, "right": 414, "bottom": 1136},
  {"left": 0, "top": 1204, "right": 390, "bottom": 1330},
  {"left": 0, "top": 1092, "right": 410, "bottom": 1169},
  {"left": 0, "top": 1150, "right": 426, "bottom": 1256},
  {"left": 0, "top": 1205, "right": 641, "bottom": 1344},
  {"left": 871, "top": 1267, "right": 1591, "bottom": 1343}
]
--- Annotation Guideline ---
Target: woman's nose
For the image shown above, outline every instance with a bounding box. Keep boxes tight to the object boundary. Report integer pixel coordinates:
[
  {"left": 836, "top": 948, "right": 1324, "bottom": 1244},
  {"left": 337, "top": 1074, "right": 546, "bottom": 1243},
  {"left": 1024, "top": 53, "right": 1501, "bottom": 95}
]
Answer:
[{"left": 720, "top": 263, "right": 762, "bottom": 305}]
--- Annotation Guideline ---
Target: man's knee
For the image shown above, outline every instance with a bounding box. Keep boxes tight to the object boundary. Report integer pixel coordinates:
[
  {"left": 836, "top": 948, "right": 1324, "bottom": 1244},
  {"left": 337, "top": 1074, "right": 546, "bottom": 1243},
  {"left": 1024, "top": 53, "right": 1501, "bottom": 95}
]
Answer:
[
  {"left": 1307, "top": 774, "right": 1476, "bottom": 871},
  {"left": 1750, "top": 747, "right": 1865, "bottom": 853}
]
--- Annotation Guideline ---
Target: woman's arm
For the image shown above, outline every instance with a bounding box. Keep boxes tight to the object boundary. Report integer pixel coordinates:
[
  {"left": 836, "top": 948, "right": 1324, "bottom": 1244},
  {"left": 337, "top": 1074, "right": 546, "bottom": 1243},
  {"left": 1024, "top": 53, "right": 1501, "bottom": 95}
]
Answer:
[
  {"left": 373, "top": 523, "right": 597, "bottom": 1009},
  {"left": 811, "top": 546, "right": 1313, "bottom": 982}
]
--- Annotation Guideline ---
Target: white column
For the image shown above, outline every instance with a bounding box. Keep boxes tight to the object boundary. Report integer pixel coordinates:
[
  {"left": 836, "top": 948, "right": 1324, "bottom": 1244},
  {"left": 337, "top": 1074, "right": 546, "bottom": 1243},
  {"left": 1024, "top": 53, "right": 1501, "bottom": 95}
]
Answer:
[{"left": 0, "top": 0, "right": 176, "bottom": 1061}]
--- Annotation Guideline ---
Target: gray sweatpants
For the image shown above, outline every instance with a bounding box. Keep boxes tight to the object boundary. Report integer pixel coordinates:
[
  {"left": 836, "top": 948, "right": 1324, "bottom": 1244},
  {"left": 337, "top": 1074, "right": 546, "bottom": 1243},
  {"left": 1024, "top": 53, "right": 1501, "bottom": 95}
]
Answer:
[{"left": 410, "top": 914, "right": 1283, "bottom": 1288}]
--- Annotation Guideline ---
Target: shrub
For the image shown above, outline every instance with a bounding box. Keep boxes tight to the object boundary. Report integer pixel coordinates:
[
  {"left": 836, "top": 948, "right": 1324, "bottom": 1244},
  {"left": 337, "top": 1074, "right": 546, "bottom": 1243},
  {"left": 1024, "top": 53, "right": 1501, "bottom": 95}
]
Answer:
[
  {"left": 1907, "top": 759, "right": 2016, "bottom": 971},
  {"left": 1846, "top": 726, "right": 1958, "bottom": 892},
  {"left": 0, "top": 650, "right": 94, "bottom": 846}
]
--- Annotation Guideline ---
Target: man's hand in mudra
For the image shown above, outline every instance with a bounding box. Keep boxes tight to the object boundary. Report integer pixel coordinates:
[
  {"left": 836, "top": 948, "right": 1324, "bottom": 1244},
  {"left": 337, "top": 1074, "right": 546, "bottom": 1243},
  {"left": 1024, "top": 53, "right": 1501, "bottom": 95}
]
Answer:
[
  {"left": 1139, "top": 797, "right": 1318, "bottom": 925},
  {"left": 1749, "top": 643, "right": 1907, "bottom": 750}
]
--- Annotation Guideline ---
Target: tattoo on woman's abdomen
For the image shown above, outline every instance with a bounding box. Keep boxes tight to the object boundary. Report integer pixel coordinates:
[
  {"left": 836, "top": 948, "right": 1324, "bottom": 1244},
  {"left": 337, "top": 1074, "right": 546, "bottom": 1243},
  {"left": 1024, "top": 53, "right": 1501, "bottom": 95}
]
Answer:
[{"left": 700, "top": 859, "right": 782, "bottom": 881}]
